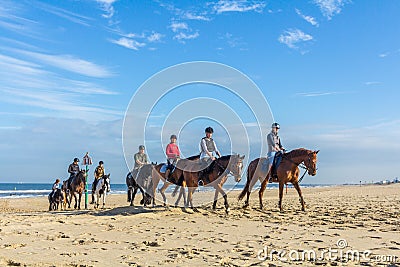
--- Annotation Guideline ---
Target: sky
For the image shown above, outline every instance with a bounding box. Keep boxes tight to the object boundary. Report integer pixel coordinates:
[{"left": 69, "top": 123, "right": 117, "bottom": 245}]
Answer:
[{"left": 0, "top": 0, "right": 399, "bottom": 184}]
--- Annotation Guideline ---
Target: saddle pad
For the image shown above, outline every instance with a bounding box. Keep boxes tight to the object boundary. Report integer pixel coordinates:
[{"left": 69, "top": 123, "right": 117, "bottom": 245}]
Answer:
[{"left": 160, "top": 164, "right": 167, "bottom": 173}]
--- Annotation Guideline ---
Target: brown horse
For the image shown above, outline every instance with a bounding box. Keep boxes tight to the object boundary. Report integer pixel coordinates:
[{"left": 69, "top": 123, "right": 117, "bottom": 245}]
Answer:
[
  {"left": 151, "top": 155, "right": 200, "bottom": 208},
  {"left": 183, "top": 154, "right": 245, "bottom": 214},
  {"left": 66, "top": 169, "right": 87, "bottom": 210},
  {"left": 238, "top": 148, "right": 319, "bottom": 212}
]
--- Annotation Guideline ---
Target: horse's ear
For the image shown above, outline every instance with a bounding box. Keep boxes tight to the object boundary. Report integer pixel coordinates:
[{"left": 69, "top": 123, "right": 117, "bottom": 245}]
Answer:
[
  {"left": 240, "top": 155, "right": 245, "bottom": 159},
  {"left": 315, "top": 150, "right": 320, "bottom": 154}
]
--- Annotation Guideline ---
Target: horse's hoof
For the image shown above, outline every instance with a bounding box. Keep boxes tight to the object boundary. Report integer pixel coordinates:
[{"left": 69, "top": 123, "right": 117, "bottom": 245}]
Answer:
[
  {"left": 242, "top": 204, "right": 249, "bottom": 209},
  {"left": 193, "top": 207, "right": 200, "bottom": 212},
  {"left": 225, "top": 208, "right": 230, "bottom": 215}
]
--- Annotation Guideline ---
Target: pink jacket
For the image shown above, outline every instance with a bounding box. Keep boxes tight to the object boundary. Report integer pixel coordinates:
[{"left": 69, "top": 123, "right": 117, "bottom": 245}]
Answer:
[{"left": 166, "top": 143, "right": 180, "bottom": 159}]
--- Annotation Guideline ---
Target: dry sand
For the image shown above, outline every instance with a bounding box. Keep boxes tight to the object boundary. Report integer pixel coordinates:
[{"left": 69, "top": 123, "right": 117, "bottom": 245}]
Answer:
[{"left": 0, "top": 184, "right": 399, "bottom": 267}]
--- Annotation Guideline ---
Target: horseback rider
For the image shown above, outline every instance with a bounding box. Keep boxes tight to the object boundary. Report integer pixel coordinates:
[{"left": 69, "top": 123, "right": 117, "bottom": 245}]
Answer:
[
  {"left": 90, "top": 161, "right": 105, "bottom": 204},
  {"left": 131, "top": 145, "right": 149, "bottom": 179},
  {"left": 266, "top": 122, "right": 285, "bottom": 180},
  {"left": 198, "top": 127, "right": 221, "bottom": 186},
  {"left": 50, "top": 178, "right": 61, "bottom": 200},
  {"left": 67, "top": 158, "right": 80, "bottom": 188},
  {"left": 165, "top": 134, "right": 180, "bottom": 181}
]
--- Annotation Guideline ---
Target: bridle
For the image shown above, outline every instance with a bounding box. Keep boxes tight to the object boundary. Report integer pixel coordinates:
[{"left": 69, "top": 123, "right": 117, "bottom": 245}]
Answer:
[
  {"left": 215, "top": 156, "right": 242, "bottom": 179},
  {"left": 281, "top": 152, "right": 317, "bottom": 183}
]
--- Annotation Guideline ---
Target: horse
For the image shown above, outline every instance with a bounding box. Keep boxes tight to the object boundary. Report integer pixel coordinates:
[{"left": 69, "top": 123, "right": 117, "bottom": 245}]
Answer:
[
  {"left": 66, "top": 169, "right": 87, "bottom": 210},
  {"left": 238, "top": 148, "right": 319, "bottom": 212},
  {"left": 48, "top": 188, "right": 64, "bottom": 211},
  {"left": 126, "top": 165, "right": 153, "bottom": 207},
  {"left": 151, "top": 155, "right": 200, "bottom": 208},
  {"left": 93, "top": 174, "right": 111, "bottom": 209},
  {"left": 183, "top": 154, "right": 245, "bottom": 214}
]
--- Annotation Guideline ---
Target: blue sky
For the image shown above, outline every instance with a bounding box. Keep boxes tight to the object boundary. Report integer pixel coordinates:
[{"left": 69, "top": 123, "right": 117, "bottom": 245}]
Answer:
[{"left": 0, "top": 0, "right": 399, "bottom": 184}]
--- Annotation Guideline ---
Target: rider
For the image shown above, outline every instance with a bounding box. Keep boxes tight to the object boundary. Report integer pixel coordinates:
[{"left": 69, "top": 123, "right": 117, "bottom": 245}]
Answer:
[
  {"left": 266, "top": 122, "right": 285, "bottom": 180},
  {"left": 67, "top": 158, "right": 80, "bottom": 188},
  {"left": 90, "top": 161, "right": 105, "bottom": 204},
  {"left": 50, "top": 178, "right": 61, "bottom": 200},
  {"left": 198, "top": 127, "right": 221, "bottom": 186},
  {"left": 165, "top": 134, "right": 180, "bottom": 181},
  {"left": 132, "top": 145, "right": 149, "bottom": 179}
]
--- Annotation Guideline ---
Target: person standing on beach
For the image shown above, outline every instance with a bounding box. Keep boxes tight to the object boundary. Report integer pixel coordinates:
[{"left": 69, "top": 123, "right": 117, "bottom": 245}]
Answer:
[
  {"left": 266, "top": 122, "right": 285, "bottom": 179},
  {"left": 90, "top": 161, "right": 105, "bottom": 204},
  {"left": 131, "top": 145, "right": 149, "bottom": 179},
  {"left": 165, "top": 135, "right": 181, "bottom": 180},
  {"left": 198, "top": 127, "right": 221, "bottom": 186},
  {"left": 67, "top": 158, "right": 80, "bottom": 188}
]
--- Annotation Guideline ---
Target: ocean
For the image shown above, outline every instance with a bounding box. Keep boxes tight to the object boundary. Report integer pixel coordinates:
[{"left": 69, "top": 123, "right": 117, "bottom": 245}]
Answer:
[{"left": 0, "top": 182, "right": 335, "bottom": 199}]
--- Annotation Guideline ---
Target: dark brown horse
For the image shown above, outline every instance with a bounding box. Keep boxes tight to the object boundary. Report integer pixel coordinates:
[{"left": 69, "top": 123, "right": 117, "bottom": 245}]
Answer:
[
  {"left": 238, "top": 148, "right": 319, "bottom": 211},
  {"left": 151, "top": 155, "right": 200, "bottom": 208},
  {"left": 66, "top": 169, "right": 87, "bottom": 210},
  {"left": 183, "top": 154, "right": 245, "bottom": 214},
  {"left": 126, "top": 169, "right": 152, "bottom": 207}
]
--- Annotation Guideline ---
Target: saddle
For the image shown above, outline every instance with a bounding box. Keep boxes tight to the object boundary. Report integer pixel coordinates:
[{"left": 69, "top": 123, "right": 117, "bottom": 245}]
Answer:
[{"left": 270, "top": 151, "right": 283, "bottom": 182}]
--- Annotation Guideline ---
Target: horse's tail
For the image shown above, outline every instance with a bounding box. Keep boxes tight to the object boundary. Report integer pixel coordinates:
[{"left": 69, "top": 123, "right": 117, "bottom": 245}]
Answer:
[
  {"left": 238, "top": 162, "right": 252, "bottom": 201},
  {"left": 172, "top": 185, "right": 180, "bottom": 197}
]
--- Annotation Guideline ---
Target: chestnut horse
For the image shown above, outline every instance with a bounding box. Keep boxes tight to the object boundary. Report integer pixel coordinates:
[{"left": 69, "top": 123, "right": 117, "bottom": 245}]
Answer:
[
  {"left": 183, "top": 154, "right": 245, "bottom": 214},
  {"left": 238, "top": 148, "right": 319, "bottom": 211},
  {"left": 66, "top": 169, "right": 87, "bottom": 210},
  {"left": 151, "top": 155, "right": 200, "bottom": 208}
]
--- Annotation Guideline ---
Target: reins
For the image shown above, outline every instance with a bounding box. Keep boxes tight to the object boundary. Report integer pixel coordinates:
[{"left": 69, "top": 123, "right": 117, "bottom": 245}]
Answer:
[{"left": 281, "top": 153, "right": 312, "bottom": 184}]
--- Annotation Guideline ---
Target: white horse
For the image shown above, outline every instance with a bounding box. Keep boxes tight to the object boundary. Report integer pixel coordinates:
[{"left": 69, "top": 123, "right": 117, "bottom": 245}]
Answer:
[{"left": 93, "top": 174, "right": 111, "bottom": 209}]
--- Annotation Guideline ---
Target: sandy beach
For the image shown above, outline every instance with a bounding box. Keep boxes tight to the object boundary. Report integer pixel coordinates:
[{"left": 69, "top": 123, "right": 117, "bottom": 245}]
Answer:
[{"left": 0, "top": 184, "right": 399, "bottom": 267}]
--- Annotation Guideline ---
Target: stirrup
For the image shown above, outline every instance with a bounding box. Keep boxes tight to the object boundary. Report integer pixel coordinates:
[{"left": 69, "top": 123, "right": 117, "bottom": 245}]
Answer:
[{"left": 198, "top": 180, "right": 204, "bottom": 186}]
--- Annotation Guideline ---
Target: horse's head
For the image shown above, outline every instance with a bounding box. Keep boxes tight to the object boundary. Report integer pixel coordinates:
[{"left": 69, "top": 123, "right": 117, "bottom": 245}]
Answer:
[
  {"left": 103, "top": 174, "right": 111, "bottom": 192},
  {"left": 229, "top": 154, "right": 245, "bottom": 182},
  {"left": 305, "top": 150, "right": 319, "bottom": 176}
]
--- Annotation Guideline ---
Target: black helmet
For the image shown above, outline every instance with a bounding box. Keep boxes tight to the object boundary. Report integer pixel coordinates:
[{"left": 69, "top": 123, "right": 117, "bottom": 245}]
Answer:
[
  {"left": 139, "top": 145, "right": 145, "bottom": 150},
  {"left": 170, "top": 134, "right": 177, "bottom": 139},
  {"left": 99, "top": 161, "right": 104, "bottom": 165},
  {"left": 271, "top": 122, "right": 280, "bottom": 129},
  {"left": 73, "top": 157, "right": 79, "bottom": 162},
  {"left": 205, "top": 127, "right": 214, "bottom": 133}
]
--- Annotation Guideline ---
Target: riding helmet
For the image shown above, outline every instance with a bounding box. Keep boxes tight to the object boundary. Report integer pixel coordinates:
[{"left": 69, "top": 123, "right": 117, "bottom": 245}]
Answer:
[
  {"left": 99, "top": 161, "right": 104, "bottom": 165},
  {"left": 170, "top": 134, "right": 177, "bottom": 139},
  {"left": 271, "top": 122, "right": 280, "bottom": 129},
  {"left": 56, "top": 179, "right": 60, "bottom": 183},
  {"left": 139, "top": 145, "right": 145, "bottom": 150},
  {"left": 73, "top": 157, "right": 79, "bottom": 162},
  {"left": 205, "top": 127, "right": 214, "bottom": 133}
]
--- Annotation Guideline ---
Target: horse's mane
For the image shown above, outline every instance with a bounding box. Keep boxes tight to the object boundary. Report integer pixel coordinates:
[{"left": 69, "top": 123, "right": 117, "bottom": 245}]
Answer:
[
  {"left": 218, "top": 155, "right": 231, "bottom": 161},
  {"left": 186, "top": 154, "right": 200, "bottom": 160},
  {"left": 285, "top": 148, "right": 310, "bottom": 159}
]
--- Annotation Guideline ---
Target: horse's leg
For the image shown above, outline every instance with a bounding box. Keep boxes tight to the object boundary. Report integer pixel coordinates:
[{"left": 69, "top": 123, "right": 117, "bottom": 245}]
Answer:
[
  {"left": 278, "top": 182, "right": 284, "bottom": 212},
  {"left": 152, "top": 175, "right": 161, "bottom": 208},
  {"left": 215, "top": 184, "right": 229, "bottom": 214},
  {"left": 245, "top": 174, "right": 259, "bottom": 208},
  {"left": 259, "top": 179, "right": 268, "bottom": 210},
  {"left": 159, "top": 182, "right": 170, "bottom": 207},
  {"left": 175, "top": 186, "right": 185, "bottom": 207},
  {"left": 73, "top": 193, "right": 77, "bottom": 209},
  {"left": 293, "top": 182, "right": 305, "bottom": 211},
  {"left": 78, "top": 193, "right": 82, "bottom": 210},
  {"left": 212, "top": 189, "right": 219, "bottom": 210}
]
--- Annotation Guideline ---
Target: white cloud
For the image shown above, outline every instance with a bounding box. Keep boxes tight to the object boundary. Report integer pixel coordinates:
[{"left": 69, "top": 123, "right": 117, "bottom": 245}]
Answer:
[
  {"left": 35, "top": 1, "right": 93, "bottom": 26},
  {"left": 295, "top": 9, "right": 319, "bottom": 27},
  {"left": 170, "top": 21, "right": 188, "bottom": 32},
  {"left": 173, "top": 32, "right": 200, "bottom": 43},
  {"left": 364, "top": 81, "right": 381, "bottom": 86},
  {"left": 278, "top": 29, "right": 313, "bottom": 49},
  {"left": 147, "top": 32, "right": 164, "bottom": 42},
  {"left": 212, "top": 0, "right": 266, "bottom": 14},
  {"left": 16, "top": 50, "right": 114, "bottom": 78},
  {"left": 110, "top": 37, "right": 146, "bottom": 50},
  {"left": 183, "top": 12, "right": 210, "bottom": 21},
  {"left": 313, "top": 0, "right": 349, "bottom": 20},
  {"left": 96, "top": 0, "right": 117, "bottom": 19},
  {"left": 295, "top": 91, "right": 339, "bottom": 97}
]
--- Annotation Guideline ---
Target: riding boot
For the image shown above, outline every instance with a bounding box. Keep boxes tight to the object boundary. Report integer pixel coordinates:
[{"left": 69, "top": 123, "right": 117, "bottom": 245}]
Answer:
[{"left": 165, "top": 169, "right": 170, "bottom": 181}]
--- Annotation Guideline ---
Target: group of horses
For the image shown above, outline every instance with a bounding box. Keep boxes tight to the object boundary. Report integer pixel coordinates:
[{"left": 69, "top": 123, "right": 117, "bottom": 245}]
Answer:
[
  {"left": 126, "top": 148, "right": 319, "bottom": 214},
  {"left": 48, "top": 148, "right": 319, "bottom": 214},
  {"left": 48, "top": 172, "right": 111, "bottom": 211}
]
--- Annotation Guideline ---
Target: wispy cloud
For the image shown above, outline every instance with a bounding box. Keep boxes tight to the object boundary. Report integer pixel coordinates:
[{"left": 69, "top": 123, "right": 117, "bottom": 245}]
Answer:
[
  {"left": 147, "top": 32, "right": 164, "bottom": 42},
  {"left": 219, "top": 33, "right": 247, "bottom": 50},
  {"left": 35, "top": 1, "right": 93, "bottom": 26},
  {"left": 96, "top": 0, "right": 117, "bottom": 20},
  {"left": 295, "top": 91, "right": 340, "bottom": 97},
  {"left": 173, "top": 32, "right": 200, "bottom": 43},
  {"left": 212, "top": 0, "right": 266, "bottom": 14},
  {"left": 278, "top": 28, "right": 313, "bottom": 49},
  {"left": 295, "top": 9, "right": 319, "bottom": 27},
  {"left": 110, "top": 37, "right": 146, "bottom": 50},
  {"left": 170, "top": 21, "right": 189, "bottom": 32},
  {"left": 312, "top": 0, "right": 350, "bottom": 20},
  {"left": 365, "top": 81, "right": 381, "bottom": 86},
  {"left": 15, "top": 50, "right": 114, "bottom": 78}
]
